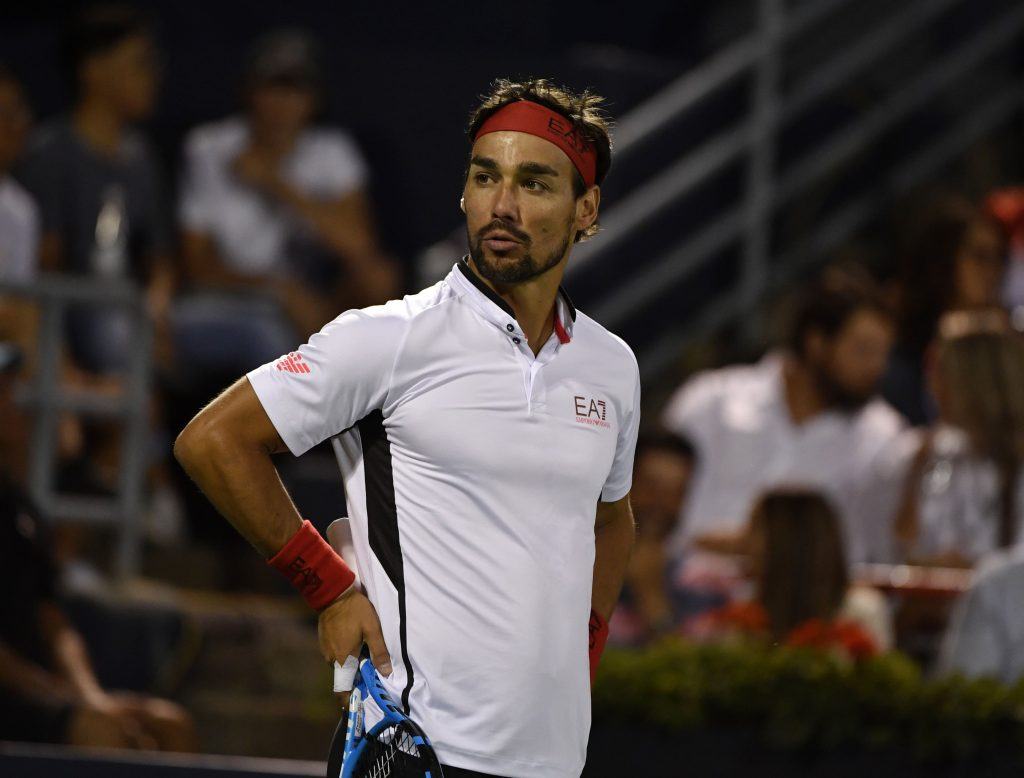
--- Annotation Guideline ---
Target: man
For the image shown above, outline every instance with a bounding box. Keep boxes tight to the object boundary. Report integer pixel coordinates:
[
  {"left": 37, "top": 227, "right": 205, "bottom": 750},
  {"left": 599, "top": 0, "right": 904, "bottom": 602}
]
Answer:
[
  {"left": 175, "top": 29, "right": 399, "bottom": 380},
  {"left": 176, "top": 79, "right": 639, "bottom": 777},
  {"left": 662, "top": 271, "right": 904, "bottom": 568},
  {"left": 0, "top": 343, "right": 195, "bottom": 751},
  {"left": 621, "top": 433, "right": 712, "bottom": 640},
  {"left": 16, "top": 3, "right": 173, "bottom": 373}
]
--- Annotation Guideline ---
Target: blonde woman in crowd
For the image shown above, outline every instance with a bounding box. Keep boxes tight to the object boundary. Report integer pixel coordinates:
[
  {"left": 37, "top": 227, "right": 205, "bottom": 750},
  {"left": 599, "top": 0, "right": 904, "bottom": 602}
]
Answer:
[{"left": 890, "top": 310, "right": 1024, "bottom": 567}]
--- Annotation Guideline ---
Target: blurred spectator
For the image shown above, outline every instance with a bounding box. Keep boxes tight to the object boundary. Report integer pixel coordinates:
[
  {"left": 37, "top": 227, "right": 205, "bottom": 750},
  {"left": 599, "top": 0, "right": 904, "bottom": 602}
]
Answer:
[
  {"left": 0, "top": 64, "right": 39, "bottom": 361},
  {"left": 885, "top": 311, "right": 1024, "bottom": 567},
  {"left": 662, "top": 271, "right": 903, "bottom": 570},
  {"left": 15, "top": 3, "right": 173, "bottom": 374},
  {"left": 882, "top": 193, "right": 1006, "bottom": 425},
  {"left": 617, "top": 433, "right": 723, "bottom": 643},
  {"left": 0, "top": 343, "right": 195, "bottom": 750},
  {"left": 988, "top": 187, "right": 1024, "bottom": 325},
  {"left": 685, "top": 489, "right": 892, "bottom": 655},
  {"left": 174, "top": 28, "right": 399, "bottom": 381},
  {"left": 937, "top": 545, "right": 1024, "bottom": 684}
]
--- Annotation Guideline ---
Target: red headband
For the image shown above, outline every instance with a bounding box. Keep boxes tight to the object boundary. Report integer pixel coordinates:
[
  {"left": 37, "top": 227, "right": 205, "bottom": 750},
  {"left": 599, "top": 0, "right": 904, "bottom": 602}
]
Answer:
[{"left": 474, "top": 100, "right": 598, "bottom": 188}]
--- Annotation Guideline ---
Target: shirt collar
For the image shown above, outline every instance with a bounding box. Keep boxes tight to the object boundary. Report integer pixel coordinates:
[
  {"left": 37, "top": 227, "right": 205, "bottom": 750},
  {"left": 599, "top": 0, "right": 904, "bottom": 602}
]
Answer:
[{"left": 450, "top": 257, "right": 576, "bottom": 344}]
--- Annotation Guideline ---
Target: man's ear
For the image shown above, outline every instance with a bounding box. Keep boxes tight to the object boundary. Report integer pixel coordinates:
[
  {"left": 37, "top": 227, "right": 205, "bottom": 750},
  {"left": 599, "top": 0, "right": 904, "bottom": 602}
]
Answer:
[
  {"left": 575, "top": 186, "right": 600, "bottom": 233},
  {"left": 459, "top": 195, "right": 466, "bottom": 213}
]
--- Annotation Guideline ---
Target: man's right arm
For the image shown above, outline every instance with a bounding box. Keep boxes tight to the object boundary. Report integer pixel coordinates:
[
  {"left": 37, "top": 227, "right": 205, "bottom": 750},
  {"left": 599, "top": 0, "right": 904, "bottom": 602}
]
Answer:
[
  {"left": 173, "top": 376, "right": 393, "bottom": 677},
  {"left": 173, "top": 376, "right": 302, "bottom": 556}
]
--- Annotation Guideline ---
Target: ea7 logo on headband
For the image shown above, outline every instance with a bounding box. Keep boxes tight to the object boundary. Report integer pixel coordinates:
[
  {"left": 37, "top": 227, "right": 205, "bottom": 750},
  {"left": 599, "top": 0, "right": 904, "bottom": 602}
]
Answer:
[
  {"left": 574, "top": 395, "right": 611, "bottom": 428},
  {"left": 546, "top": 116, "right": 590, "bottom": 156}
]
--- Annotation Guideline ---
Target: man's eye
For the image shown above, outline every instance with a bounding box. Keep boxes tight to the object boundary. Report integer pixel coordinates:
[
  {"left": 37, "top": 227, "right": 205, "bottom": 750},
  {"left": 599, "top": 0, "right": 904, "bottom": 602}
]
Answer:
[
  {"left": 474, "top": 173, "right": 493, "bottom": 184},
  {"left": 523, "top": 179, "right": 547, "bottom": 191}
]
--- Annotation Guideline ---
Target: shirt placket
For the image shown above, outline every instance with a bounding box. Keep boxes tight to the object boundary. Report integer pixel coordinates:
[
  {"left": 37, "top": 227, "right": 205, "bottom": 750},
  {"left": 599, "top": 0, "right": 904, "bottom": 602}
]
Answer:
[{"left": 510, "top": 329, "right": 558, "bottom": 414}]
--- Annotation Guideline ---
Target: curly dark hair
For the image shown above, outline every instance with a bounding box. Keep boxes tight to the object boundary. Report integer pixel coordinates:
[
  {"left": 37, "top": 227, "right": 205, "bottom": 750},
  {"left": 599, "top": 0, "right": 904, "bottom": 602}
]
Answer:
[{"left": 466, "top": 77, "right": 613, "bottom": 242}]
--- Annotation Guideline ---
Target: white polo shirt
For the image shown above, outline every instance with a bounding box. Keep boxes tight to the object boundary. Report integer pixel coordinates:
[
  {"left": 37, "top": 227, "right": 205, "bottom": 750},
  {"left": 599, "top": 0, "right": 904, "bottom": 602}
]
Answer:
[
  {"left": 662, "top": 353, "right": 904, "bottom": 565},
  {"left": 247, "top": 260, "right": 640, "bottom": 777}
]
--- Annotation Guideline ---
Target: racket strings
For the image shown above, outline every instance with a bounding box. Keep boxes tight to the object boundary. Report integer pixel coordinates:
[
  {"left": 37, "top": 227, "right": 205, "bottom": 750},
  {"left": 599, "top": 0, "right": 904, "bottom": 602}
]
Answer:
[{"left": 357, "top": 724, "right": 425, "bottom": 778}]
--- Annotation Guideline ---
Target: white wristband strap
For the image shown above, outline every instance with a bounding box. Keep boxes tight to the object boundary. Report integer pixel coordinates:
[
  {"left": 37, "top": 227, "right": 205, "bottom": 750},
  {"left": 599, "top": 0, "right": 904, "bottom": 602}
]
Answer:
[{"left": 333, "top": 655, "right": 359, "bottom": 693}]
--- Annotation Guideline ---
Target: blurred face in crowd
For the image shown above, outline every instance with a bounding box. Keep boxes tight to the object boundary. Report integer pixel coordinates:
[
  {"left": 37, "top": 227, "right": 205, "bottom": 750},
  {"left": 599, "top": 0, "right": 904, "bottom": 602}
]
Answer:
[
  {"left": 631, "top": 447, "right": 693, "bottom": 538},
  {"left": 463, "top": 130, "right": 598, "bottom": 285},
  {"left": 953, "top": 218, "right": 1004, "bottom": 309},
  {"left": 80, "top": 33, "right": 160, "bottom": 121},
  {"left": 247, "top": 82, "right": 317, "bottom": 148},
  {"left": 805, "top": 308, "right": 894, "bottom": 410},
  {"left": 0, "top": 77, "right": 30, "bottom": 172}
]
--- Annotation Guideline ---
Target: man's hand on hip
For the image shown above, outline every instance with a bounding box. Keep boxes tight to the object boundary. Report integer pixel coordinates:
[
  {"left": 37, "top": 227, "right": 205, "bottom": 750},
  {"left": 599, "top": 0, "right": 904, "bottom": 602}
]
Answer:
[{"left": 318, "top": 588, "right": 393, "bottom": 700}]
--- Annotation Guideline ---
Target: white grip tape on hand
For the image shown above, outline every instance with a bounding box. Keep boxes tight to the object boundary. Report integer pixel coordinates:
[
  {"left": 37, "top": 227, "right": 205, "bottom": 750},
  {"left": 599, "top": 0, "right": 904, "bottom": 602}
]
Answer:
[{"left": 333, "top": 656, "right": 359, "bottom": 693}]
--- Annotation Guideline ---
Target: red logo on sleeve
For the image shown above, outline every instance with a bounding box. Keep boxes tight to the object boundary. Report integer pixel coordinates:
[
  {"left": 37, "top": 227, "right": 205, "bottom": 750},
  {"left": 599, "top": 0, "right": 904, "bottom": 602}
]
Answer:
[{"left": 275, "top": 352, "right": 311, "bottom": 374}]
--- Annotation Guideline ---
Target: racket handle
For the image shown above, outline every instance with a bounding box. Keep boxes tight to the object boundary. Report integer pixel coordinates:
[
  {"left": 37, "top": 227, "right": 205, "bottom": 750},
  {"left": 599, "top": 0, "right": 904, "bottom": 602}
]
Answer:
[{"left": 341, "top": 687, "right": 362, "bottom": 767}]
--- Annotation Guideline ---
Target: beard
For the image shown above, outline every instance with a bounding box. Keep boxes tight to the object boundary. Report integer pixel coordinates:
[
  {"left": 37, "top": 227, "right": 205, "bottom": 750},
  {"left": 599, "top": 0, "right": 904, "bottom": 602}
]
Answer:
[
  {"left": 467, "top": 218, "right": 573, "bottom": 285},
  {"left": 811, "top": 361, "right": 875, "bottom": 412}
]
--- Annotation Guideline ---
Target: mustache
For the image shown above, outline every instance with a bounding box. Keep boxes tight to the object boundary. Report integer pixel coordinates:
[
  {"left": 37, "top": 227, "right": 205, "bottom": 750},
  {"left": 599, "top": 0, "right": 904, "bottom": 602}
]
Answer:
[{"left": 476, "top": 220, "right": 531, "bottom": 245}]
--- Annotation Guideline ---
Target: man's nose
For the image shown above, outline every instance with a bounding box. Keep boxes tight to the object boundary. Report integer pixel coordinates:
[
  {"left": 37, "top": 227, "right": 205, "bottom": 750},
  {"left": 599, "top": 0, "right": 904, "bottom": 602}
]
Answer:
[{"left": 491, "top": 181, "right": 519, "bottom": 222}]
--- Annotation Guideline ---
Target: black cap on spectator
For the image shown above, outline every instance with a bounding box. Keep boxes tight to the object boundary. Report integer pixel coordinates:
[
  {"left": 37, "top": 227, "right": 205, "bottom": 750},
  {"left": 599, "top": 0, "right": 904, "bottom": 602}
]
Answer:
[
  {"left": 245, "top": 29, "right": 323, "bottom": 90},
  {"left": 0, "top": 342, "right": 23, "bottom": 375}
]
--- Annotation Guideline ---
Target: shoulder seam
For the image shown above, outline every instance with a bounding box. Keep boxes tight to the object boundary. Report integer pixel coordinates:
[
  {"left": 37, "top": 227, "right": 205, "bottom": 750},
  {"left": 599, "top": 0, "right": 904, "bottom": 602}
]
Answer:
[{"left": 382, "top": 284, "right": 460, "bottom": 406}]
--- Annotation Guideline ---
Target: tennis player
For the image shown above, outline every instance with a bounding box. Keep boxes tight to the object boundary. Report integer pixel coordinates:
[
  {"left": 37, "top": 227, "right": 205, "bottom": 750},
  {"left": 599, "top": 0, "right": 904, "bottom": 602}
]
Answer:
[{"left": 175, "top": 77, "right": 640, "bottom": 778}]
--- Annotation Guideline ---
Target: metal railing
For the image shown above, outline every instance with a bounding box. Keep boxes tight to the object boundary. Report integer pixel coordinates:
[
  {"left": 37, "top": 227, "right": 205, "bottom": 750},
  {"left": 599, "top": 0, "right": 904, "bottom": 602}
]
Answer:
[
  {"left": 1, "top": 276, "right": 152, "bottom": 578},
  {"left": 420, "top": 0, "right": 1024, "bottom": 382},
  {"left": 573, "top": 0, "right": 1024, "bottom": 380}
]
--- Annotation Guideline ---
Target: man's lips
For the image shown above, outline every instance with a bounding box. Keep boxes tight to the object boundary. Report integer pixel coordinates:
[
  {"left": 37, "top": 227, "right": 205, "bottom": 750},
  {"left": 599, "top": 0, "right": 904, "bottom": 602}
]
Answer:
[{"left": 481, "top": 231, "right": 524, "bottom": 251}]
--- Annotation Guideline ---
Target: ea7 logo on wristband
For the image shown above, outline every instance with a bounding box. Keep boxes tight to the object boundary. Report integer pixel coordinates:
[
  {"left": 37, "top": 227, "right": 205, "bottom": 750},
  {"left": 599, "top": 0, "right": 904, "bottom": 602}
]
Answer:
[
  {"left": 286, "top": 555, "right": 323, "bottom": 594},
  {"left": 574, "top": 395, "right": 611, "bottom": 428}
]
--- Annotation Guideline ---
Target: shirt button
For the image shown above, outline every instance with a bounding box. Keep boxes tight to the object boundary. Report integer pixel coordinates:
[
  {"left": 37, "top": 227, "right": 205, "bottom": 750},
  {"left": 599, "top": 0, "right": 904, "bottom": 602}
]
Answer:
[
  {"left": 513, "top": 337, "right": 521, "bottom": 344},
  {"left": 506, "top": 324, "right": 514, "bottom": 332}
]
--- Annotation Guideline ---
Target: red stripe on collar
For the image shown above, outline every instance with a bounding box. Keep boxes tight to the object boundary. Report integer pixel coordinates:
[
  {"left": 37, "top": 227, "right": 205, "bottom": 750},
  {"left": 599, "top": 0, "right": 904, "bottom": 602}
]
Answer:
[{"left": 554, "top": 312, "right": 571, "bottom": 344}]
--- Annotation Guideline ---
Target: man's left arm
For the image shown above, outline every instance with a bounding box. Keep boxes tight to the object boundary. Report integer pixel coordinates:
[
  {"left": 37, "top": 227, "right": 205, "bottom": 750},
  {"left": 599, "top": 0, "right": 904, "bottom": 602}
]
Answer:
[
  {"left": 589, "top": 494, "right": 635, "bottom": 682},
  {"left": 592, "top": 494, "right": 636, "bottom": 621}
]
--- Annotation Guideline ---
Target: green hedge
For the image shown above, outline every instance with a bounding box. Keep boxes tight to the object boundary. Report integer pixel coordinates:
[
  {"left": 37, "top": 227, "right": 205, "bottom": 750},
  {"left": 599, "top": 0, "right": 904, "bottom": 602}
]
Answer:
[{"left": 592, "top": 640, "right": 1024, "bottom": 761}]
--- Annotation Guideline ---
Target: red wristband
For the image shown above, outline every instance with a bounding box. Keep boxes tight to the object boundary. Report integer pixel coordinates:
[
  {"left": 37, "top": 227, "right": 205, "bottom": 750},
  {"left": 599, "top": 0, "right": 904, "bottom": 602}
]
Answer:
[
  {"left": 267, "top": 520, "right": 355, "bottom": 611},
  {"left": 589, "top": 608, "right": 609, "bottom": 683}
]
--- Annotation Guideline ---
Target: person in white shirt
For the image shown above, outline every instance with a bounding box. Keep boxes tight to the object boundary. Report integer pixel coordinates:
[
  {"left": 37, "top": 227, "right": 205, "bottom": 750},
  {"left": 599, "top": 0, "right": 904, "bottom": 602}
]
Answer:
[
  {"left": 886, "top": 310, "right": 1024, "bottom": 567},
  {"left": 176, "top": 78, "right": 639, "bottom": 778},
  {"left": 663, "top": 271, "right": 904, "bottom": 569},
  {"left": 937, "top": 545, "right": 1024, "bottom": 684},
  {"left": 175, "top": 29, "right": 399, "bottom": 379}
]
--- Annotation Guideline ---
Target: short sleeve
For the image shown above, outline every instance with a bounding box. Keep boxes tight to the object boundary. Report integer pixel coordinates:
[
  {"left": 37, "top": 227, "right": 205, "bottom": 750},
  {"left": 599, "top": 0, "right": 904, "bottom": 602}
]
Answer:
[
  {"left": 600, "top": 352, "right": 641, "bottom": 502},
  {"left": 308, "top": 131, "right": 368, "bottom": 198},
  {"left": 178, "top": 131, "right": 217, "bottom": 232},
  {"left": 246, "top": 304, "right": 408, "bottom": 456},
  {"left": 660, "top": 371, "right": 722, "bottom": 453}
]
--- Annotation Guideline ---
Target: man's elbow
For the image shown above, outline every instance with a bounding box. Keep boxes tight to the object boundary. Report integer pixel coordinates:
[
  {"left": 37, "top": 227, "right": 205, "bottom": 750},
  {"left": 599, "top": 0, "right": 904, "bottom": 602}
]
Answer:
[{"left": 174, "top": 412, "right": 225, "bottom": 476}]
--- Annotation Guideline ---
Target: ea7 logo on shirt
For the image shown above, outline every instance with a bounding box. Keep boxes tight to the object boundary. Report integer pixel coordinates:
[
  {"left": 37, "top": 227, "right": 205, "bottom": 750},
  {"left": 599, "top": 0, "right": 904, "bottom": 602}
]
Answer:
[
  {"left": 275, "top": 352, "right": 310, "bottom": 374},
  {"left": 574, "top": 395, "right": 611, "bottom": 428}
]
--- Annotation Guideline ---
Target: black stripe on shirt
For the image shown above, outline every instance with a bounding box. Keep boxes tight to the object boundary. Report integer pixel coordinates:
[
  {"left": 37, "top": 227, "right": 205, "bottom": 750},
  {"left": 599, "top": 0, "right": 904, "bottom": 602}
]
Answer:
[{"left": 357, "top": 410, "right": 415, "bottom": 714}]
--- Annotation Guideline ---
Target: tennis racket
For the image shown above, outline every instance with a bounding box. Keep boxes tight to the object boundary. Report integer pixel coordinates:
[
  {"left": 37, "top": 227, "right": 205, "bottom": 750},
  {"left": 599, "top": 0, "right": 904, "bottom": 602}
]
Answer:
[
  {"left": 326, "top": 657, "right": 445, "bottom": 778},
  {"left": 324, "top": 518, "right": 445, "bottom": 778}
]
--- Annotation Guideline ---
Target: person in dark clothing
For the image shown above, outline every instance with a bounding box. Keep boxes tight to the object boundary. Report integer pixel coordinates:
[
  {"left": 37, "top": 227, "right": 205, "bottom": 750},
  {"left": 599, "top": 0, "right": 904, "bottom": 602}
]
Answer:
[
  {"left": 0, "top": 343, "right": 195, "bottom": 750},
  {"left": 882, "top": 193, "right": 1006, "bottom": 425}
]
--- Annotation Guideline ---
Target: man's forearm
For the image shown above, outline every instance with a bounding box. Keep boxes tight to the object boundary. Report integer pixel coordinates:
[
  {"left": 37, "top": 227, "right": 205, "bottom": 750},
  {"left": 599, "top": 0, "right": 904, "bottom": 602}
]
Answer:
[
  {"left": 174, "top": 379, "right": 303, "bottom": 556},
  {"left": 592, "top": 497, "right": 636, "bottom": 620}
]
